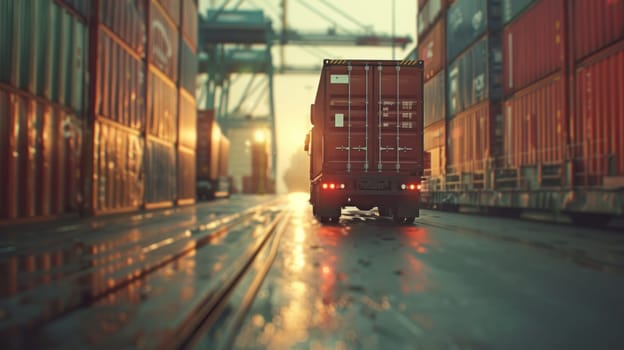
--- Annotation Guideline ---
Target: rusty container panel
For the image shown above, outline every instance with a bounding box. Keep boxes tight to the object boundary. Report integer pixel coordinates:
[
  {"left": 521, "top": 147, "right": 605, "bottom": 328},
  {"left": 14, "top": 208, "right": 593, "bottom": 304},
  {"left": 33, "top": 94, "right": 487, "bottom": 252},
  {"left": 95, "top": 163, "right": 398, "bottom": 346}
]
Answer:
[
  {"left": 503, "top": 0, "right": 537, "bottom": 24},
  {"left": 154, "top": 0, "right": 180, "bottom": 27},
  {"left": 145, "top": 139, "right": 177, "bottom": 204},
  {"left": 572, "top": 0, "right": 624, "bottom": 61},
  {"left": 574, "top": 49, "right": 624, "bottom": 182},
  {"left": 419, "top": 18, "right": 446, "bottom": 81},
  {"left": 503, "top": 0, "right": 566, "bottom": 95},
  {"left": 446, "top": 0, "right": 487, "bottom": 61},
  {"left": 93, "top": 121, "right": 144, "bottom": 212},
  {"left": 177, "top": 147, "right": 196, "bottom": 200},
  {"left": 149, "top": 0, "right": 180, "bottom": 81},
  {"left": 503, "top": 75, "right": 568, "bottom": 169},
  {"left": 447, "top": 102, "right": 492, "bottom": 174},
  {"left": 99, "top": 0, "right": 146, "bottom": 56},
  {"left": 147, "top": 68, "right": 178, "bottom": 142},
  {"left": 418, "top": 0, "right": 445, "bottom": 38},
  {"left": 196, "top": 110, "right": 221, "bottom": 180},
  {"left": 219, "top": 136, "right": 230, "bottom": 178},
  {"left": 178, "top": 90, "right": 197, "bottom": 149},
  {"left": 96, "top": 29, "right": 146, "bottom": 130},
  {"left": 447, "top": 37, "right": 492, "bottom": 117},
  {"left": 180, "top": 39, "right": 197, "bottom": 95},
  {"left": 181, "top": 0, "right": 198, "bottom": 48},
  {"left": 314, "top": 60, "right": 424, "bottom": 177},
  {"left": 424, "top": 69, "right": 446, "bottom": 127}
]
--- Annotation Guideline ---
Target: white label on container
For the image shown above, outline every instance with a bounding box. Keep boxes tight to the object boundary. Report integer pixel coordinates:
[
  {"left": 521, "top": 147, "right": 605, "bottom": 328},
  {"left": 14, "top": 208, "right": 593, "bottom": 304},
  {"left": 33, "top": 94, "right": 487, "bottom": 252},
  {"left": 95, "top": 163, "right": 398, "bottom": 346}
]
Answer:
[
  {"left": 330, "top": 74, "right": 349, "bottom": 84},
  {"left": 335, "top": 113, "right": 344, "bottom": 127}
]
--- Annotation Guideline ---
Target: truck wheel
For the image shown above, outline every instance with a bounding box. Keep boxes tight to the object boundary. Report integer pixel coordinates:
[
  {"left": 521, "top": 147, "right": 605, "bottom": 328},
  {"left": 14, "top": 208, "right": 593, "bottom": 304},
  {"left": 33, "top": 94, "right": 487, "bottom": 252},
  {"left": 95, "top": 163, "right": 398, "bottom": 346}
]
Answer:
[{"left": 320, "top": 216, "right": 330, "bottom": 224}]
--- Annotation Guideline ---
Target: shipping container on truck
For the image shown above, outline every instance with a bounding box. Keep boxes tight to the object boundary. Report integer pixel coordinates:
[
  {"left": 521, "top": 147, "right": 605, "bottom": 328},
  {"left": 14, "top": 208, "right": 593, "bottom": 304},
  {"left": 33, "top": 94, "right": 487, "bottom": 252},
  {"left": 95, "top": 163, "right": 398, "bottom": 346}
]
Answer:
[
  {"left": 196, "top": 110, "right": 230, "bottom": 200},
  {"left": 305, "top": 59, "right": 425, "bottom": 224}
]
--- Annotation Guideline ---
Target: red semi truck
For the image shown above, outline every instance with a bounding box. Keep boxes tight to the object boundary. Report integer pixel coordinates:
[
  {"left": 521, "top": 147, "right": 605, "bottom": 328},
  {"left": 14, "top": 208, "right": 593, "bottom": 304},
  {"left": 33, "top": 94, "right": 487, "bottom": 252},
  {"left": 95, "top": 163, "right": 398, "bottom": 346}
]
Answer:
[{"left": 305, "top": 59, "right": 426, "bottom": 224}]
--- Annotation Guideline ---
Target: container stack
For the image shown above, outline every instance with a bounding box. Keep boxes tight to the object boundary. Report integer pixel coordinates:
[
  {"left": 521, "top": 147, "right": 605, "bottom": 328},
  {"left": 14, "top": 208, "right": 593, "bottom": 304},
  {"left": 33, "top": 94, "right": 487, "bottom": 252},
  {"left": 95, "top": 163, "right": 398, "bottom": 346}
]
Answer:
[
  {"left": 0, "top": 0, "right": 199, "bottom": 220},
  {"left": 570, "top": 0, "right": 624, "bottom": 188},
  {"left": 417, "top": 0, "right": 449, "bottom": 193},
  {"left": 1, "top": 0, "right": 89, "bottom": 219},
  {"left": 415, "top": 0, "right": 624, "bottom": 218},
  {"left": 445, "top": 0, "right": 503, "bottom": 191}
]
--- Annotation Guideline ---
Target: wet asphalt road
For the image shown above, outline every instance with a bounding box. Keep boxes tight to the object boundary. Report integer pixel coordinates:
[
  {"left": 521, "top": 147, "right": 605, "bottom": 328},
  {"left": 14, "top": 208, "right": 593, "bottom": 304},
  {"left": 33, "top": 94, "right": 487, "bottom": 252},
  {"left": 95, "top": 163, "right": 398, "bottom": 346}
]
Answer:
[{"left": 224, "top": 194, "right": 624, "bottom": 350}]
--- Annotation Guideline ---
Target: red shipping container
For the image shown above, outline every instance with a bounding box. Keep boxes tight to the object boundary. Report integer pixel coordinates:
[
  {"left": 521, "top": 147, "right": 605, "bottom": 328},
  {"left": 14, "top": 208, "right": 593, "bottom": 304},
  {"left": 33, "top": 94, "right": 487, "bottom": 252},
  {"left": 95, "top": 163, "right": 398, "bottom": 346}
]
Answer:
[
  {"left": 181, "top": 0, "right": 198, "bottom": 49},
  {"left": 503, "top": 0, "right": 566, "bottom": 95},
  {"left": 418, "top": 18, "right": 446, "bottom": 82},
  {"left": 503, "top": 75, "right": 568, "bottom": 169},
  {"left": 147, "top": 68, "right": 178, "bottom": 143},
  {"left": 0, "top": 89, "right": 18, "bottom": 219},
  {"left": 572, "top": 0, "right": 624, "bottom": 61},
  {"left": 149, "top": 0, "right": 180, "bottom": 81},
  {"left": 96, "top": 29, "right": 146, "bottom": 130},
  {"left": 447, "top": 102, "right": 492, "bottom": 174},
  {"left": 574, "top": 49, "right": 624, "bottom": 180},
  {"left": 178, "top": 89, "right": 196, "bottom": 149}
]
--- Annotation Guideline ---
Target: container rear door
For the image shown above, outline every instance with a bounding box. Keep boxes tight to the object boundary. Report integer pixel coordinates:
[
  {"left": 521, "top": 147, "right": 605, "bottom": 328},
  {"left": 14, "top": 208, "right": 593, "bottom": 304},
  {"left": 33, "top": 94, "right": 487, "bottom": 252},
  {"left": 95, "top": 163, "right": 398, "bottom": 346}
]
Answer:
[
  {"left": 323, "top": 62, "right": 423, "bottom": 175},
  {"left": 323, "top": 64, "right": 372, "bottom": 173},
  {"left": 373, "top": 63, "right": 422, "bottom": 174}
]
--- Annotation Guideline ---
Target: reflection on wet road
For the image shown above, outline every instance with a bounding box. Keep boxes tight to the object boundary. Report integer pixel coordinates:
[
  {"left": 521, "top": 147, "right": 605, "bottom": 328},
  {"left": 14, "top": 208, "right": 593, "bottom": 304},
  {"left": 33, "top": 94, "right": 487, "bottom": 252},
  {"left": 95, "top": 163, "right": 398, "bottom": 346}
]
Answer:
[
  {"left": 231, "top": 194, "right": 624, "bottom": 350},
  {"left": 2, "top": 194, "right": 624, "bottom": 349}
]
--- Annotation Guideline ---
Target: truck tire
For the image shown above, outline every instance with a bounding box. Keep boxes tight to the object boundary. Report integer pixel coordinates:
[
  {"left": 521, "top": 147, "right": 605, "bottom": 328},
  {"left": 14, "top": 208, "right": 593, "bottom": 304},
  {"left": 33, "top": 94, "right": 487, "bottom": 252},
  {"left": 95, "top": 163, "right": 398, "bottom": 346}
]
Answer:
[{"left": 378, "top": 206, "right": 389, "bottom": 217}]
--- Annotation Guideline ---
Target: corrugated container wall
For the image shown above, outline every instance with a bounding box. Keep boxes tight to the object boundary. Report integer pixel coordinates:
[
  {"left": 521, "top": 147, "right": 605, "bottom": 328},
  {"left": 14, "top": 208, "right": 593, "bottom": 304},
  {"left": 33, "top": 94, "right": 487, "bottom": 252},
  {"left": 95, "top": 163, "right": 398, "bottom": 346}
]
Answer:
[
  {"left": 424, "top": 120, "right": 446, "bottom": 177},
  {"left": 503, "top": 75, "right": 568, "bottom": 168},
  {"left": 96, "top": 30, "right": 145, "bottom": 129},
  {"left": 99, "top": 0, "right": 146, "bottom": 56},
  {"left": 145, "top": 140, "right": 177, "bottom": 203},
  {"left": 57, "top": 0, "right": 92, "bottom": 18},
  {"left": 418, "top": 0, "right": 444, "bottom": 38},
  {"left": 574, "top": 50, "right": 624, "bottom": 182},
  {"left": 147, "top": 69, "right": 178, "bottom": 142},
  {"left": 446, "top": 0, "right": 489, "bottom": 61},
  {"left": 447, "top": 102, "right": 492, "bottom": 174},
  {"left": 178, "top": 92, "right": 197, "bottom": 149},
  {"left": 448, "top": 37, "right": 503, "bottom": 117},
  {"left": 502, "top": 0, "right": 536, "bottom": 24},
  {"left": 503, "top": 0, "right": 566, "bottom": 95},
  {"left": 150, "top": 0, "right": 180, "bottom": 81},
  {"left": 419, "top": 18, "right": 446, "bottom": 81},
  {"left": 93, "top": 122, "right": 144, "bottom": 212},
  {"left": 572, "top": 0, "right": 624, "bottom": 61},
  {"left": 155, "top": 0, "right": 181, "bottom": 26},
  {"left": 424, "top": 70, "right": 446, "bottom": 127},
  {"left": 2, "top": 0, "right": 87, "bottom": 115}
]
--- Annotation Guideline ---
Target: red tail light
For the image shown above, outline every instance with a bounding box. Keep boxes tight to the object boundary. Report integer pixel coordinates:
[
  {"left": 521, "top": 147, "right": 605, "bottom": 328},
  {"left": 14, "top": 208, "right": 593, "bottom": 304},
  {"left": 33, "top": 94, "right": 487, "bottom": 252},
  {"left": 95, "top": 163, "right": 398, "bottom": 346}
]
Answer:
[
  {"left": 321, "top": 182, "right": 345, "bottom": 190},
  {"left": 401, "top": 183, "right": 421, "bottom": 191}
]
